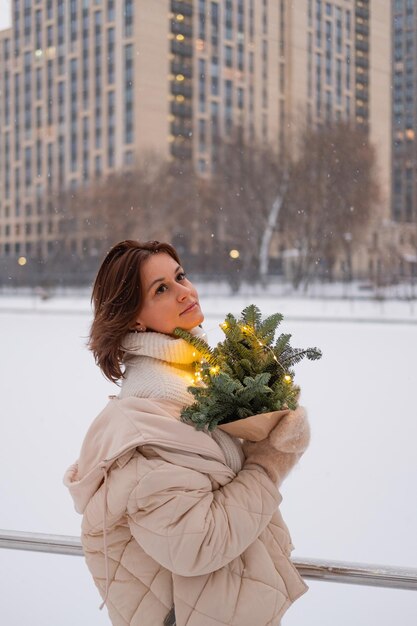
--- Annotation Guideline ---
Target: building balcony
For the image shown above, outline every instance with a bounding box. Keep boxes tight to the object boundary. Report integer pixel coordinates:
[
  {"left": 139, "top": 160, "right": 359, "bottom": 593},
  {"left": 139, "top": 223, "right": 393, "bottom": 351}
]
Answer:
[
  {"left": 356, "top": 88, "right": 369, "bottom": 101},
  {"left": 171, "top": 39, "right": 193, "bottom": 57},
  {"left": 171, "top": 82, "right": 193, "bottom": 98},
  {"left": 171, "top": 121, "right": 192, "bottom": 137},
  {"left": 356, "top": 56, "right": 369, "bottom": 69},
  {"left": 355, "top": 72, "right": 368, "bottom": 85},
  {"left": 356, "top": 105, "right": 368, "bottom": 118},
  {"left": 355, "top": 23, "right": 369, "bottom": 37},
  {"left": 355, "top": 6, "right": 369, "bottom": 20},
  {"left": 171, "top": 101, "right": 192, "bottom": 118},
  {"left": 356, "top": 39, "right": 369, "bottom": 53},
  {"left": 171, "top": 20, "right": 193, "bottom": 38},
  {"left": 171, "top": 59, "right": 193, "bottom": 78},
  {"left": 171, "top": 0, "right": 193, "bottom": 17},
  {"left": 171, "top": 142, "right": 192, "bottom": 160}
]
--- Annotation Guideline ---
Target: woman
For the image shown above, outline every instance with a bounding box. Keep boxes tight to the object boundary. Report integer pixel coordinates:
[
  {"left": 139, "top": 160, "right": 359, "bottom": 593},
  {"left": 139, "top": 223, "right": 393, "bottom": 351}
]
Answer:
[{"left": 64, "top": 239, "right": 310, "bottom": 626}]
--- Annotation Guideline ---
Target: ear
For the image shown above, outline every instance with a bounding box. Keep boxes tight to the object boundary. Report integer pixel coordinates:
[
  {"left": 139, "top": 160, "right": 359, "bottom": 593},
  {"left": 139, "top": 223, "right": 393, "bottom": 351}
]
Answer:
[{"left": 131, "top": 320, "right": 146, "bottom": 332}]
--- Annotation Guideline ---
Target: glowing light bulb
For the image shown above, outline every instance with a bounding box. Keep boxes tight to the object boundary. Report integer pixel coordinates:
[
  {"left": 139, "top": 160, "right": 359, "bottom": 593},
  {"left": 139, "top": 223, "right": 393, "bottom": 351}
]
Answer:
[{"left": 283, "top": 375, "right": 292, "bottom": 384}]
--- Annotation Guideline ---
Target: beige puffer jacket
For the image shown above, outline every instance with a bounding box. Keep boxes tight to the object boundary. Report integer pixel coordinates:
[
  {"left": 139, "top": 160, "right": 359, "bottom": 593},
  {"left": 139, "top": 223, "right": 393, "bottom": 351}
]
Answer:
[{"left": 64, "top": 396, "right": 309, "bottom": 626}]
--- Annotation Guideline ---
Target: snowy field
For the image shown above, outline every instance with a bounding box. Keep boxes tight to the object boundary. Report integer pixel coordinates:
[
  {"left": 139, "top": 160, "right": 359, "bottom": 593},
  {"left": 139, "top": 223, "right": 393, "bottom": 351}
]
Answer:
[{"left": 1, "top": 291, "right": 416, "bottom": 625}]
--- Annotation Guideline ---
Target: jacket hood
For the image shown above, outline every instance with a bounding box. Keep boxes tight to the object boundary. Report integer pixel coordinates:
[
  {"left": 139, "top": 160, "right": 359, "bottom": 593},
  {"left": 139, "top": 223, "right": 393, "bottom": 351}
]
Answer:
[{"left": 63, "top": 396, "right": 232, "bottom": 514}]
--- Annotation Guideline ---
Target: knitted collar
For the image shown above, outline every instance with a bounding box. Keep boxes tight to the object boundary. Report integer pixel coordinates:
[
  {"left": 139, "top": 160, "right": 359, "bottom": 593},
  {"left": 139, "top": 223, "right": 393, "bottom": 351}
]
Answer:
[
  {"left": 120, "top": 324, "right": 207, "bottom": 365},
  {"left": 118, "top": 324, "right": 245, "bottom": 474}
]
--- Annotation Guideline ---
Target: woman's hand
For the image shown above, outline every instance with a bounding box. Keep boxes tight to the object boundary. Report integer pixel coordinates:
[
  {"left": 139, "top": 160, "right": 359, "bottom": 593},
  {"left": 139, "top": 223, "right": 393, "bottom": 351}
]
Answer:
[{"left": 242, "top": 407, "right": 310, "bottom": 486}]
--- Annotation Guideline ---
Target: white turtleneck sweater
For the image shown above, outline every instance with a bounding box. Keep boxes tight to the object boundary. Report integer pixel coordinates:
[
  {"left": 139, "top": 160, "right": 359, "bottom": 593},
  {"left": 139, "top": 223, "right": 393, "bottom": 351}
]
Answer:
[{"left": 118, "top": 325, "right": 245, "bottom": 473}]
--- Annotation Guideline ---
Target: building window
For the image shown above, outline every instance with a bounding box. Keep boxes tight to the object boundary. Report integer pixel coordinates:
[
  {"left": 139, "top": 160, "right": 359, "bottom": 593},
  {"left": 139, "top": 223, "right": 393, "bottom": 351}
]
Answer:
[
  {"left": 262, "top": 0, "right": 268, "bottom": 34},
  {"left": 58, "top": 82, "right": 65, "bottom": 124},
  {"left": 225, "top": 79, "right": 233, "bottom": 133},
  {"left": 35, "top": 10, "right": 42, "bottom": 49},
  {"left": 325, "top": 47, "right": 332, "bottom": 85},
  {"left": 58, "top": 135, "right": 65, "bottom": 185},
  {"left": 346, "top": 10, "right": 351, "bottom": 37},
  {"left": 211, "top": 100, "right": 219, "bottom": 138},
  {"left": 225, "top": 45, "right": 233, "bottom": 68},
  {"left": 70, "top": 58, "right": 78, "bottom": 127},
  {"left": 36, "top": 139, "right": 42, "bottom": 177},
  {"left": 225, "top": 0, "right": 233, "bottom": 40},
  {"left": 107, "top": 27, "right": 115, "bottom": 84},
  {"left": 95, "top": 155, "right": 102, "bottom": 178},
  {"left": 124, "top": 150, "right": 133, "bottom": 166},
  {"left": 15, "top": 164, "right": 21, "bottom": 192},
  {"left": 198, "top": 158, "right": 207, "bottom": 173},
  {"left": 198, "top": 0, "right": 206, "bottom": 40},
  {"left": 237, "top": 87, "right": 244, "bottom": 109},
  {"left": 24, "top": 0, "right": 32, "bottom": 43},
  {"left": 262, "top": 86, "right": 267, "bottom": 109},
  {"left": 107, "top": 0, "right": 115, "bottom": 21},
  {"left": 108, "top": 91, "right": 115, "bottom": 166},
  {"left": 346, "top": 44, "right": 351, "bottom": 89},
  {"left": 198, "top": 118, "right": 206, "bottom": 152},
  {"left": 36, "top": 67, "right": 42, "bottom": 100},
  {"left": 199, "top": 58, "right": 206, "bottom": 113},
  {"left": 211, "top": 55, "right": 219, "bottom": 95},
  {"left": 211, "top": 1, "right": 219, "bottom": 47},
  {"left": 336, "top": 58, "right": 342, "bottom": 105},
  {"left": 124, "top": 0, "right": 133, "bottom": 37},
  {"left": 124, "top": 44, "right": 133, "bottom": 143},
  {"left": 69, "top": 0, "right": 78, "bottom": 45},
  {"left": 316, "top": 0, "right": 322, "bottom": 47},
  {"left": 336, "top": 7, "right": 342, "bottom": 53},
  {"left": 325, "top": 90, "right": 332, "bottom": 120},
  {"left": 237, "top": 43, "right": 244, "bottom": 71},
  {"left": 71, "top": 133, "right": 77, "bottom": 173}
]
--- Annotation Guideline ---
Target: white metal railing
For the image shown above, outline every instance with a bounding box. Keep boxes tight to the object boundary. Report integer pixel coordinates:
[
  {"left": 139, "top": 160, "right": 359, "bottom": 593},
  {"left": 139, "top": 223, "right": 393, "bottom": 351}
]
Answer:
[{"left": 1, "top": 529, "right": 416, "bottom": 591}]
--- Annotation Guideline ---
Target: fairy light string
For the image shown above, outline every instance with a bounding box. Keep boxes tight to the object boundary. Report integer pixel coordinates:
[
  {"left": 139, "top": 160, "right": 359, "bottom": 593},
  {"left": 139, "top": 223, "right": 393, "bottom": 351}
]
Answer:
[{"left": 192, "top": 320, "right": 293, "bottom": 386}]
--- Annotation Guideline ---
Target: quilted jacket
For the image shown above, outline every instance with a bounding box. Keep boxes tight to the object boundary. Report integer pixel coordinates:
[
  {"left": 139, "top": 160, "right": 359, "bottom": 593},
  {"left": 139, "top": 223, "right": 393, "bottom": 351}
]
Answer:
[{"left": 64, "top": 396, "right": 309, "bottom": 625}]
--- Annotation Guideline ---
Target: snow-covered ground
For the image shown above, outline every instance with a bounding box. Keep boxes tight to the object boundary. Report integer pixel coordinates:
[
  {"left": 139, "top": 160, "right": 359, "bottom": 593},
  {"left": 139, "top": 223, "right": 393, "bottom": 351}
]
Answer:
[{"left": 1, "top": 292, "right": 416, "bottom": 625}]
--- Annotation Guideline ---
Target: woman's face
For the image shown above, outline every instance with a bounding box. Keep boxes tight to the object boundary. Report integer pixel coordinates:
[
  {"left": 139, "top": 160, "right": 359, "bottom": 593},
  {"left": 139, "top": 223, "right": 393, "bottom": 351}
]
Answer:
[{"left": 135, "top": 252, "right": 204, "bottom": 335}]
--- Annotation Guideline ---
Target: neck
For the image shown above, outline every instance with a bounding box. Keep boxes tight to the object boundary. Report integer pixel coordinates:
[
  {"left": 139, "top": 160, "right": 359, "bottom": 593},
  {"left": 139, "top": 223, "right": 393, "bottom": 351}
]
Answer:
[{"left": 118, "top": 325, "right": 206, "bottom": 408}]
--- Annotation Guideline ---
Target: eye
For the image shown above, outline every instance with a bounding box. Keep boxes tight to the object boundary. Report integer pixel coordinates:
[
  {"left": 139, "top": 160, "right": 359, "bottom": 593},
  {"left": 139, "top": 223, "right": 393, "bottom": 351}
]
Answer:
[
  {"left": 155, "top": 283, "right": 167, "bottom": 294},
  {"left": 155, "top": 272, "right": 187, "bottom": 295}
]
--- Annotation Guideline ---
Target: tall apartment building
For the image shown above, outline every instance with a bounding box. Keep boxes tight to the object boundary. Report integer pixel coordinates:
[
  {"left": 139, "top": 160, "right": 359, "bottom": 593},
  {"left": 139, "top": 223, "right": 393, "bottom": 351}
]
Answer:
[
  {"left": 281, "top": 0, "right": 392, "bottom": 279},
  {"left": 289, "top": 0, "right": 390, "bottom": 167},
  {"left": 391, "top": 0, "right": 417, "bottom": 272},
  {"left": 0, "top": 0, "right": 392, "bottom": 279}
]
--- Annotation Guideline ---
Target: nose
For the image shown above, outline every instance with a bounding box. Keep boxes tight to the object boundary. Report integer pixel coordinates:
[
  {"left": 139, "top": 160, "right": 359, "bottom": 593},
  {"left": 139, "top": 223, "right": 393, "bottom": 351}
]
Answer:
[{"left": 177, "top": 283, "right": 192, "bottom": 300}]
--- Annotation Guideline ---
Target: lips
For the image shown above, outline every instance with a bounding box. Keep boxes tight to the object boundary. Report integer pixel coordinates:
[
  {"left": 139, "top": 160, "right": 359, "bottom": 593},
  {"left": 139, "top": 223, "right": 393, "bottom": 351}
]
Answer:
[{"left": 181, "top": 302, "right": 198, "bottom": 315}]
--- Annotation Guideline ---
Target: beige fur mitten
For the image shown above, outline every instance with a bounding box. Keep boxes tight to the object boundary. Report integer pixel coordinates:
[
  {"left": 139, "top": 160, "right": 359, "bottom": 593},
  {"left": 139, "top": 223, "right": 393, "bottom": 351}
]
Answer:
[{"left": 242, "top": 406, "right": 311, "bottom": 486}]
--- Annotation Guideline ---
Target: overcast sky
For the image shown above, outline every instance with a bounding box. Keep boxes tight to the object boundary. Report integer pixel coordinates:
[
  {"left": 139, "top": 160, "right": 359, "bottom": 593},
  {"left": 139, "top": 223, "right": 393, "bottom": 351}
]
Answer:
[{"left": 0, "top": 1, "right": 11, "bottom": 31}]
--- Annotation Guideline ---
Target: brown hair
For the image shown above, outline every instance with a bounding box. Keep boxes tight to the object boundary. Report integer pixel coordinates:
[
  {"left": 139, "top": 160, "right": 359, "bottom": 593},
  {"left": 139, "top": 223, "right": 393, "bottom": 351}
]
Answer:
[{"left": 88, "top": 239, "right": 181, "bottom": 384}]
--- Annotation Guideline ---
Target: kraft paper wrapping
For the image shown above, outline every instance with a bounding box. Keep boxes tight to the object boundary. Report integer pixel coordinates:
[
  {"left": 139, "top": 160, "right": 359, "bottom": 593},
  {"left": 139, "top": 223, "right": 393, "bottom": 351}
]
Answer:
[{"left": 217, "top": 408, "right": 290, "bottom": 441}]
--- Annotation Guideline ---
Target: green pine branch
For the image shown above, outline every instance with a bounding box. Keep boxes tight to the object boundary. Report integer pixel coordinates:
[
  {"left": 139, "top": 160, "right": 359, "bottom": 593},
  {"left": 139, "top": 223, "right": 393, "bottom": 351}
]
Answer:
[{"left": 173, "top": 304, "right": 322, "bottom": 432}]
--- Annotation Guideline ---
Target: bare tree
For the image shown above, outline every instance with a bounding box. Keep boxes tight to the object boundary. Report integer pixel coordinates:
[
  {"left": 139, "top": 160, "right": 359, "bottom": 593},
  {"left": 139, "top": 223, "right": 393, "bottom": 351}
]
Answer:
[
  {"left": 280, "top": 119, "right": 381, "bottom": 289},
  {"left": 56, "top": 151, "right": 203, "bottom": 262},
  {"left": 202, "top": 129, "right": 290, "bottom": 285}
]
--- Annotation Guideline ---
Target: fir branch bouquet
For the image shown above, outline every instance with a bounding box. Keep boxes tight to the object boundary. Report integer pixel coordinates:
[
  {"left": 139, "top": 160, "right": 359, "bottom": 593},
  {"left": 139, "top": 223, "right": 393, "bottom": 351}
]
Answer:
[{"left": 173, "top": 304, "right": 322, "bottom": 439}]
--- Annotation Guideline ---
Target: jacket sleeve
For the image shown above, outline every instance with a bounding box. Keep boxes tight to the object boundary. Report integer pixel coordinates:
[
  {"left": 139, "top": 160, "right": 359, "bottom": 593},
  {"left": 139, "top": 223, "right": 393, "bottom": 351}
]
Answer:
[{"left": 126, "top": 457, "right": 282, "bottom": 577}]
